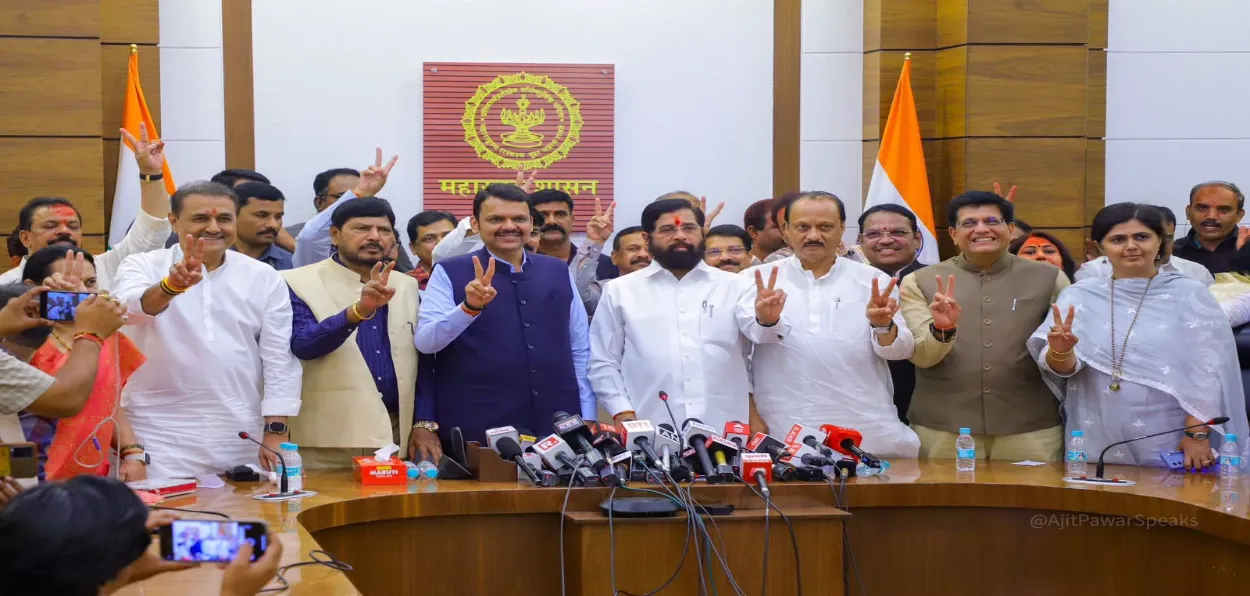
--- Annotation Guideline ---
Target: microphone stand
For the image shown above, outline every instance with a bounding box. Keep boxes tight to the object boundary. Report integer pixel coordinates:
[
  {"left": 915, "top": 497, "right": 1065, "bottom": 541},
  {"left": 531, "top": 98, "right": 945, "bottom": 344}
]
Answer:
[
  {"left": 1094, "top": 420, "right": 1223, "bottom": 479},
  {"left": 239, "top": 432, "right": 288, "bottom": 494}
]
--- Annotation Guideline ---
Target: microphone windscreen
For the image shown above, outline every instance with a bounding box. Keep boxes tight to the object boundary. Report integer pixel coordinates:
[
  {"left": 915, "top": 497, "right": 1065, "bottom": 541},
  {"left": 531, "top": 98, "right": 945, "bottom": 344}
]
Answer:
[
  {"left": 496, "top": 437, "right": 524, "bottom": 460},
  {"left": 552, "top": 411, "right": 571, "bottom": 422},
  {"left": 1210, "top": 416, "right": 1231, "bottom": 425}
]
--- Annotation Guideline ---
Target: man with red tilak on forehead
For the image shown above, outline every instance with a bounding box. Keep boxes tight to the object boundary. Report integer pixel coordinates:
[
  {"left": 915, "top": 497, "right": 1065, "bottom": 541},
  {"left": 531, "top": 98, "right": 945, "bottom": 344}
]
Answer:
[{"left": 0, "top": 124, "right": 172, "bottom": 289}]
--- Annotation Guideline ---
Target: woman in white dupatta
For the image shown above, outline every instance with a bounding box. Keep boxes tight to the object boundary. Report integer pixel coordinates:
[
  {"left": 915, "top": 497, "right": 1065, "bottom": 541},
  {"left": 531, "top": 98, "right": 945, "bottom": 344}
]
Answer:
[{"left": 1028, "top": 203, "right": 1249, "bottom": 471}]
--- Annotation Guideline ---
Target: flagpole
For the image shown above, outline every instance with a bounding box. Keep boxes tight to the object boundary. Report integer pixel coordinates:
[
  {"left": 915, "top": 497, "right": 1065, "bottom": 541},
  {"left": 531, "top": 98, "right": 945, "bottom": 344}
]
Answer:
[
  {"left": 130, "top": 43, "right": 137, "bottom": 54},
  {"left": 904, "top": 52, "right": 911, "bottom": 60}
]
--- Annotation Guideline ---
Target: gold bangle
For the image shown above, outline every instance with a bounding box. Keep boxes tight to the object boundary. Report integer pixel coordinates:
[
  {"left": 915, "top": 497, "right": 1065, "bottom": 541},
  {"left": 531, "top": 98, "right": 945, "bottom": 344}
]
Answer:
[
  {"left": 350, "top": 302, "right": 376, "bottom": 321},
  {"left": 72, "top": 332, "right": 105, "bottom": 346},
  {"left": 1048, "top": 347, "right": 1075, "bottom": 361},
  {"left": 160, "top": 277, "right": 187, "bottom": 296}
]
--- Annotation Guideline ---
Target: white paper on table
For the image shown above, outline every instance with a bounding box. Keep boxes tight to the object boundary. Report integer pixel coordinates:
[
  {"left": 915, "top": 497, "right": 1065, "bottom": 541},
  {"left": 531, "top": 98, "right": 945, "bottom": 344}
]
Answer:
[
  {"left": 196, "top": 474, "right": 226, "bottom": 488},
  {"left": 1012, "top": 460, "right": 1047, "bottom": 466}
]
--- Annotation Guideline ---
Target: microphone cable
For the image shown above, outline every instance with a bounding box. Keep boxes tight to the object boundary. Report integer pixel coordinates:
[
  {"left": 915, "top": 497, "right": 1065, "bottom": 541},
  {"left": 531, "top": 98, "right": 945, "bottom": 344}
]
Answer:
[
  {"left": 148, "top": 505, "right": 232, "bottom": 520},
  {"left": 829, "top": 474, "right": 865, "bottom": 596},
  {"left": 673, "top": 478, "right": 745, "bottom": 596},
  {"left": 736, "top": 474, "right": 802, "bottom": 596},
  {"left": 255, "top": 549, "right": 352, "bottom": 594},
  {"left": 612, "top": 461, "right": 702, "bottom": 596},
  {"left": 558, "top": 454, "right": 586, "bottom": 596}
]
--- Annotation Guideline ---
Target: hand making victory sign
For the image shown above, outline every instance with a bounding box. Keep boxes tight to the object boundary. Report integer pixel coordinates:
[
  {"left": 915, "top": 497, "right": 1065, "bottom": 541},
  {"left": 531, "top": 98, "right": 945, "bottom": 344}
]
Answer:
[
  {"left": 352, "top": 147, "right": 399, "bottom": 198},
  {"left": 42, "top": 249, "right": 89, "bottom": 292},
  {"left": 354, "top": 262, "right": 397, "bottom": 320},
  {"left": 586, "top": 198, "right": 617, "bottom": 245},
  {"left": 169, "top": 234, "right": 206, "bottom": 290},
  {"left": 866, "top": 277, "right": 900, "bottom": 327},
  {"left": 1046, "top": 304, "right": 1079, "bottom": 354},
  {"left": 700, "top": 196, "right": 725, "bottom": 233},
  {"left": 993, "top": 181, "right": 1018, "bottom": 204},
  {"left": 929, "top": 274, "right": 961, "bottom": 329},
  {"left": 120, "top": 122, "right": 166, "bottom": 176},
  {"left": 754, "top": 266, "right": 787, "bottom": 326},
  {"left": 464, "top": 256, "right": 498, "bottom": 311},
  {"left": 515, "top": 166, "right": 539, "bottom": 194}
]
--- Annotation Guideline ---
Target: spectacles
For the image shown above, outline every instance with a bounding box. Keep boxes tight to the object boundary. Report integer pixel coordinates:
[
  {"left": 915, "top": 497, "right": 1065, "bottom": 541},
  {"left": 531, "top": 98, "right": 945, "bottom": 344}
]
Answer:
[
  {"left": 956, "top": 217, "right": 1006, "bottom": 229},
  {"left": 320, "top": 191, "right": 347, "bottom": 200},
  {"left": 706, "top": 246, "right": 746, "bottom": 258},
  {"left": 653, "top": 223, "right": 701, "bottom": 237},
  {"left": 861, "top": 229, "right": 913, "bottom": 241}
]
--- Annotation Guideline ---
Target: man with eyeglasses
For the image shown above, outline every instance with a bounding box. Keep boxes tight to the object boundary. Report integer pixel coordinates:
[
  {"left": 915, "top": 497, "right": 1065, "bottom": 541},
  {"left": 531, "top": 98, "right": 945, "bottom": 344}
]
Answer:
[
  {"left": 590, "top": 199, "right": 788, "bottom": 434},
  {"left": 1173, "top": 181, "right": 1246, "bottom": 275},
  {"left": 744, "top": 192, "right": 921, "bottom": 457},
  {"left": 858, "top": 204, "right": 926, "bottom": 423},
  {"left": 704, "top": 225, "right": 753, "bottom": 273},
  {"left": 899, "top": 190, "right": 1069, "bottom": 462}
]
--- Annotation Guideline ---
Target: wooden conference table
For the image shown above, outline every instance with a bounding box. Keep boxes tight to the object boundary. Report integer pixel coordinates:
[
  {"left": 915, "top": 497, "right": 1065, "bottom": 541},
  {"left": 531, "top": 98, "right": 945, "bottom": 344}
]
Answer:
[{"left": 119, "top": 460, "right": 1250, "bottom": 595}]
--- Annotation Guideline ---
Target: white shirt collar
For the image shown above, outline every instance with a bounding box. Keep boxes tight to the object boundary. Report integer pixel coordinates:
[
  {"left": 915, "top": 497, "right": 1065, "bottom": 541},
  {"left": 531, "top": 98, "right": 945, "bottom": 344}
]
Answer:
[{"left": 638, "top": 259, "right": 717, "bottom": 281}]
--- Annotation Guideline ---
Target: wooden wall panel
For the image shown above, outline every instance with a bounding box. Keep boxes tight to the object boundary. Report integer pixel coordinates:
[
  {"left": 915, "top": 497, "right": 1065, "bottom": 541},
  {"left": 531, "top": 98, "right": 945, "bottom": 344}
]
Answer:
[
  {"left": 222, "top": 0, "right": 256, "bottom": 169},
  {"left": 773, "top": 0, "right": 801, "bottom": 198},
  {"left": 1038, "top": 228, "right": 1086, "bottom": 256},
  {"left": 0, "top": 38, "right": 103, "bottom": 136},
  {"left": 101, "top": 45, "right": 161, "bottom": 141},
  {"left": 965, "top": 138, "right": 1088, "bottom": 227},
  {"left": 0, "top": 139, "right": 105, "bottom": 235},
  {"left": 1087, "top": 49, "right": 1107, "bottom": 139},
  {"left": 935, "top": 46, "right": 968, "bottom": 139},
  {"left": 1089, "top": 0, "right": 1109, "bottom": 49},
  {"left": 966, "top": 0, "right": 1089, "bottom": 44},
  {"left": 100, "top": 0, "right": 158, "bottom": 44},
  {"left": 965, "top": 45, "right": 1088, "bottom": 137},
  {"left": 865, "top": 0, "right": 937, "bottom": 52},
  {"left": 1085, "top": 139, "right": 1106, "bottom": 214},
  {"left": 864, "top": 51, "right": 936, "bottom": 141},
  {"left": 0, "top": 0, "right": 99, "bottom": 37},
  {"left": 936, "top": 0, "right": 969, "bottom": 49}
]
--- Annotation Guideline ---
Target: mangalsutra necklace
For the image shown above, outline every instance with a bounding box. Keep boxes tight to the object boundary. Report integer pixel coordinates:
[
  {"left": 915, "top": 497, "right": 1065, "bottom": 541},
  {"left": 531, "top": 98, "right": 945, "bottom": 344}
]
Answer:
[{"left": 1108, "top": 275, "right": 1154, "bottom": 391}]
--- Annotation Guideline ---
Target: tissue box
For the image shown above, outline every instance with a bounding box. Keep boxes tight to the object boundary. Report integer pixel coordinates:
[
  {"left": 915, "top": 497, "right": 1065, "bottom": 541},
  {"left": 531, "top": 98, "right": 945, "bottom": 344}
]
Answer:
[{"left": 353, "top": 456, "right": 407, "bottom": 485}]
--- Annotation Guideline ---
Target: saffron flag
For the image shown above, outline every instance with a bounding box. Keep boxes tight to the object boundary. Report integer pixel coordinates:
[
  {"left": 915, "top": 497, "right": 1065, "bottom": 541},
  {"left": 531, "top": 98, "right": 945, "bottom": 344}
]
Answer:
[
  {"left": 863, "top": 56, "right": 938, "bottom": 264},
  {"left": 109, "top": 48, "right": 175, "bottom": 245}
]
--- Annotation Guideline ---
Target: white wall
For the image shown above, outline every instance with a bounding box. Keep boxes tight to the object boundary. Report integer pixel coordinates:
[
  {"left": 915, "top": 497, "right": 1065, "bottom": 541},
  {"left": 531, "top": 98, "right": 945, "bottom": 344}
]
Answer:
[
  {"left": 1106, "top": 0, "right": 1250, "bottom": 236},
  {"left": 158, "top": 0, "right": 226, "bottom": 182},
  {"left": 250, "top": 0, "right": 775, "bottom": 246},
  {"left": 801, "top": 0, "right": 864, "bottom": 241}
]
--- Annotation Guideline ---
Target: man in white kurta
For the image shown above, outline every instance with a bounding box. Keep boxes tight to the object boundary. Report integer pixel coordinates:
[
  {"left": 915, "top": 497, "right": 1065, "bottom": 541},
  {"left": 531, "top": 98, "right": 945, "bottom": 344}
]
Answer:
[
  {"left": 113, "top": 181, "right": 302, "bottom": 479},
  {"left": 590, "top": 199, "right": 789, "bottom": 434},
  {"left": 746, "top": 191, "right": 921, "bottom": 458}
]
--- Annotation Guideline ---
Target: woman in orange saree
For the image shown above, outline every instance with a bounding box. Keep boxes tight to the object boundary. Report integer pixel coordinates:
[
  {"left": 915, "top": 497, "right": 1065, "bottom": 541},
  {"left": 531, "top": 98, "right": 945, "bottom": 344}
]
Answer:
[{"left": 20, "top": 246, "right": 148, "bottom": 481}]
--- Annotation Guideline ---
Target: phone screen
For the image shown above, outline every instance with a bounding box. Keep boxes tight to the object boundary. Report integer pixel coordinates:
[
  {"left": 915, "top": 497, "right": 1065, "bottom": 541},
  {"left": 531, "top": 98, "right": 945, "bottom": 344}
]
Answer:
[
  {"left": 40, "top": 290, "right": 93, "bottom": 322},
  {"left": 161, "top": 520, "right": 267, "bottom": 563}
]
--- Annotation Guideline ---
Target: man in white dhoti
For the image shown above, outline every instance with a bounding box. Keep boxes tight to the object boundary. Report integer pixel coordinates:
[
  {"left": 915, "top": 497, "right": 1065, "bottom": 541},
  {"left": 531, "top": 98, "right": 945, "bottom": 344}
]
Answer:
[
  {"left": 113, "top": 181, "right": 302, "bottom": 478},
  {"left": 745, "top": 191, "right": 921, "bottom": 458}
]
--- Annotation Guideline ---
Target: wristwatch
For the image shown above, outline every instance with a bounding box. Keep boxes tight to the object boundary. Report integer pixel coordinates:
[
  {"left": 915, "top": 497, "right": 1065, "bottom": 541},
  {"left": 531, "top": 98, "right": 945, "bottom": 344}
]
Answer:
[
  {"left": 264, "top": 421, "right": 289, "bottom": 435},
  {"left": 1185, "top": 430, "right": 1211, "bottom": 441},
  {"left": 413, "top": 420, "right": 440, "bottom": 433},
  {"left": 123, "top": 452, "right": 151, "bottom": 466},
  {"left": 871, "top": 321, "right": 896, "bottom": 335}
]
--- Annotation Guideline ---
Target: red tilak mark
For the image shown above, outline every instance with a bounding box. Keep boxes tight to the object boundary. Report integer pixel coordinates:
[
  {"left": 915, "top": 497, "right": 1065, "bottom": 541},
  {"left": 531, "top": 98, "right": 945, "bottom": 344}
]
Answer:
[
  {"left": 210, "top": 208, "right": 219, "bottom": 217},
  {"left": 673, "top": 216, "right": 682, "bottom": 226},
  {"left": 50, "top": 205, "right": 78, "bottom": 220}
]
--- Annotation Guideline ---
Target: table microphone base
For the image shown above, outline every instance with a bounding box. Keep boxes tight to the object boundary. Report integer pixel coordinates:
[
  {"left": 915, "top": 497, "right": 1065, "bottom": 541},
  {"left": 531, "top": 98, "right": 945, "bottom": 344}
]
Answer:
[
  {"left": 252, "top": 490, "right": 318, "bottom": 501},
  {"left": 1063, "top": 476, "right": 1136, "bottom": 486}
]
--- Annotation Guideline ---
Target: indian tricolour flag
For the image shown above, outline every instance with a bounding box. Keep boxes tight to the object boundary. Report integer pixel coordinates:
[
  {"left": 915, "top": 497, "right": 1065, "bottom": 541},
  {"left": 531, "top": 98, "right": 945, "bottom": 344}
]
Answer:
[
  {"left": 109, "top": 46, "right": 176, "bottom": 246},
  {"left": 863, "top": 55, "right": 938, "bottom": 264}
]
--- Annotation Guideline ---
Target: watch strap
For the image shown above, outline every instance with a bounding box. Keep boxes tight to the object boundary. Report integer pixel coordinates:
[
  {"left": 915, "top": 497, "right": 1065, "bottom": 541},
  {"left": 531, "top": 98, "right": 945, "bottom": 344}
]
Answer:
[
  {"left": 1185, "top": 430, "right": 1210, "bottom": 440},
  {"left": 139, "top": 172, "right": 164, "bottom": 182}
]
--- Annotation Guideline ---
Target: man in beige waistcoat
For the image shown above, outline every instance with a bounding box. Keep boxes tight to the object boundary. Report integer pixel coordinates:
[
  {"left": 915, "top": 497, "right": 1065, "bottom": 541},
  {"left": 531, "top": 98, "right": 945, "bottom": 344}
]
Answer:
[
  {"left": 284, "top": 198, "right": 429, "bottom": 469},
  {"left": 899, "top": 191, "right": 1069, "bottom": 461}
]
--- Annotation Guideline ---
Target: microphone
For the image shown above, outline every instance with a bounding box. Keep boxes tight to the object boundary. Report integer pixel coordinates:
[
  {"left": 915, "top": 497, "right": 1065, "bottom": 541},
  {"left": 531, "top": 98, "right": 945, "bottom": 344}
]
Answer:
[
  {"left": 533, "top": 434, "right": 597, "bottom": 485},
  {"left": 553, "top": 411, "right": 621, "bottom": 486},
  {"left": 655, "top": 423, "right": 694, "bottom": 482},
  {"left": 493, "top": 436, "right": 546, "bottom": 486},
  {"left": 239, "top": 431, "right": 288, "bottom": 494},
  {"left": 619, "top": 420, "right": 663, "bottom": 466},
  {"left": 771, "top": 460, "right": 798, "bottom": 482},
  {"left": 1093, "top": 417, "right": 1230, "bottom": 480},
  {"left": 681, "top": 418, "right": 721, "bottom": 483},
  {"left": 820, "top": 424, "right": 881, "bottom": 467},
  {"left": 746, "top": 432, "right": 791, "bottom": 462},
  {"left": 705, "top": 435, "right": 740, "bottom": 483},
  {"left": 658, "top": 391, "right": 682, "bottom": 441},
  {"left": 785, "top": 423, "right": 834, "bottom": 458},
  {"left": 517, "top": 428, "right": 539, "bottom": 453},
  {"left": 740, "top": 452, "right": 773, "bottom": 498},
  {"left": 593, "top": 429, "right": 632, "bottom": 481},
  {"left": 723, "top": 421, "right": 751, "bottom": 469}
]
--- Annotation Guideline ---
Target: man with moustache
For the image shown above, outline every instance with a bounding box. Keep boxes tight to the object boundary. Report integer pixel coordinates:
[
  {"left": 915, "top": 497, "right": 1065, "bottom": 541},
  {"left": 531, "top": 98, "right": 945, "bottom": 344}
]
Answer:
[
  {"left": 899, "top": 191, "right": 1069, "bottom": 461},
  {"left": 858, "top": 204, "right": 926, "bottom": 423},
  {"left": 284, "top": 198, "right": 424, "bottom": 468},
  {"left": 531, "top": 189, "right": 619, "bottom": 280},
  {"left": 704, "top": 225, "right": 753, "bottom": 273},
  {"left": 416, "top": 184, "right": 595, "bottom": 443},
  {"left": 1, "top": 125, "right": 171, "bottom": 288},
  {"left": 1076, "top": 205, "right": 1213, "bottom": 284},
  {"left": 112, "top": 181, "right": 302, "bottom": 478},
  {"left": 230, "top": 182, "right": 293, "bottom": 270},
  {"left": 589, "top": 199, "right": 789, "bottom": 433},
  {"left": 406, "top": 210, "right": 458, "bottom": 291},
  {"left": 1172, "top": 181, "right": 1246, "bottom": 274},
  {"left": 611, "top": 226, "right": 651, "bottom": 275},
  {"left": 764, "top": 192, "right": 864, "bottom": 264},
  {"left": 744, "top": 192, "right": 920, "bottom": 457},
  {"left": 744, "top": 199, "right": 785, "bottom": 266}
]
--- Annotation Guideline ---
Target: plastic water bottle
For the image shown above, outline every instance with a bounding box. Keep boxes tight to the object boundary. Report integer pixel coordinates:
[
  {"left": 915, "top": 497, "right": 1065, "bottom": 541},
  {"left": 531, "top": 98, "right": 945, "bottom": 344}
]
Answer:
[
  {"left": 1065, "top": 430, "right": 1088, "bottom": 478},
  {"left": 856, "top": 460, "right": 890, "bottom": 477},
  {"left": 1220, "top": 433, "right": 1241, "bottom": 481},
  {"left": 280, "top": 443, "right": 303, "bottom": 493},
  {"left": 956, "top": 428, "right": 976, "bottom": 472},
  {"left": 406, "top": 459, "right": 438, "bottom": 481}
]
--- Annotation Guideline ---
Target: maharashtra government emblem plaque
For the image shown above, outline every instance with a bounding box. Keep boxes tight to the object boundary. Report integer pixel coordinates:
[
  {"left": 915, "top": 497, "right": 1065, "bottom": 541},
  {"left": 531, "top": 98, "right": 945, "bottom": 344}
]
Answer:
[{"left": 461, "top": 72, "right": 583, "bottom": 170}]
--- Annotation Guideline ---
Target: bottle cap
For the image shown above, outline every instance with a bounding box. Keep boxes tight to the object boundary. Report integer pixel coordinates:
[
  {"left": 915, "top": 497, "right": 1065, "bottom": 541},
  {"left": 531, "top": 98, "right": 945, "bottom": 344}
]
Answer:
[
  {"left": 1227, "top": 433, "right": 1238, "bottom": 442},
  {"left": 408, "top": 467, "right": 419, "bottom": 479},
  {"left": 959, "top": 428, "right": 971, "bottom": 435},
  {"left": 280, "top": 442, "right": 297, "bottom": 450},
  {"left": 1072, "top": 430, "right": 1084, "bottom": 437}
]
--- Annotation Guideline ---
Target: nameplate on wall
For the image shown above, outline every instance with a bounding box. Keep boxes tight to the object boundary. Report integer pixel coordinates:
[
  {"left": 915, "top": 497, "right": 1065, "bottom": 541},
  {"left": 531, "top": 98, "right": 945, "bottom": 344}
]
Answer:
[{"left": 422, "top": 62, "right": 615, "bottom": 231}]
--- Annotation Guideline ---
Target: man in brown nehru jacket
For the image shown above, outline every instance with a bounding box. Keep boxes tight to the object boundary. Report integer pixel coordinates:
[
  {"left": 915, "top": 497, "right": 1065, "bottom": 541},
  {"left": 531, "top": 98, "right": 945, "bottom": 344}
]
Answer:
[{"left": 899, "top": 191, "right": 1069, "bottom": 462}]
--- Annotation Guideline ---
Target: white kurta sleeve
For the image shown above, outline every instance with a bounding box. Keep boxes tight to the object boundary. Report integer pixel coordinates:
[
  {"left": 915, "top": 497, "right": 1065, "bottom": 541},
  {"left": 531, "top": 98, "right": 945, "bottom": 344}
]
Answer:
[
  {"left": 94, "top": 211, "right": 171, "bottom": 287},
  {"left": 431, "top": 217, "right": 480, "bottom": 264},
  {"left": 112, "top": 253, "right": 160, "bottom": 324},
  {"left": 588, "top": 285, "right": 632, "bottom": 416},
  {"left": 1222, "top": 291, "right": 1250, "bottom": 327},
  {"left": 870, "top": 272, "right": 915, "bottom": 361},
  {"left": 734, "top": 276, "right": 790, "bottom": 344},
  {"left": 258, "top": 276, "right": 302, "bottom": 416}
]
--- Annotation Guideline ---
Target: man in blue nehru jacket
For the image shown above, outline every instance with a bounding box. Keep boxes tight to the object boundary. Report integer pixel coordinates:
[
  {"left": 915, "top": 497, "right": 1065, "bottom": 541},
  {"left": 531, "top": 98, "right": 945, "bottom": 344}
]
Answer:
[{"left": 415, "top": 183, "right": 595, "bottom": 443}]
